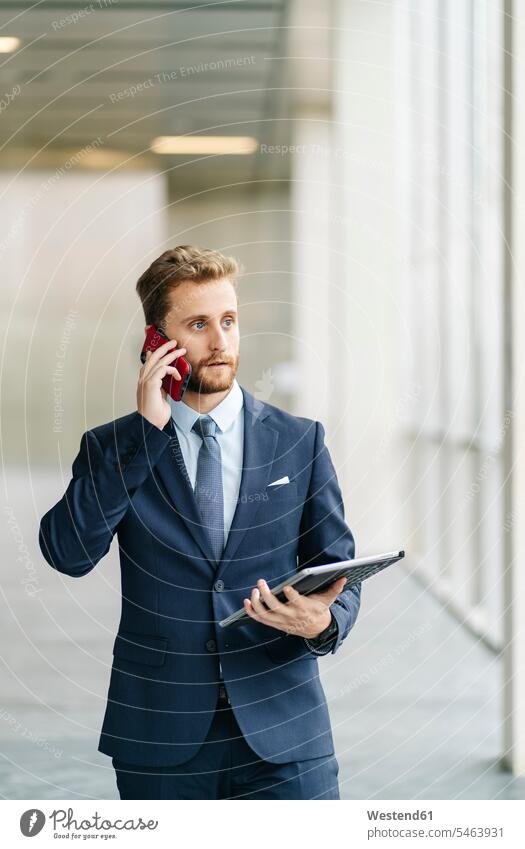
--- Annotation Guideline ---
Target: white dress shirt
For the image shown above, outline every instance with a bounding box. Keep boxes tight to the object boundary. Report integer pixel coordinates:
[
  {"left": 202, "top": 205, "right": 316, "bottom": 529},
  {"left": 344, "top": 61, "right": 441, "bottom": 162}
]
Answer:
[{"left": 167, "top": 378, "right": 244, "bottom": 541}]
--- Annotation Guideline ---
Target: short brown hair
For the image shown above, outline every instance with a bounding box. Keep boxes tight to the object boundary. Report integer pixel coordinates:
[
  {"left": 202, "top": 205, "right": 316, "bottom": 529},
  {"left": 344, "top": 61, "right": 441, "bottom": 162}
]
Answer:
[{"left": 136, "top": 245, "right": 239, "bottom": 328}]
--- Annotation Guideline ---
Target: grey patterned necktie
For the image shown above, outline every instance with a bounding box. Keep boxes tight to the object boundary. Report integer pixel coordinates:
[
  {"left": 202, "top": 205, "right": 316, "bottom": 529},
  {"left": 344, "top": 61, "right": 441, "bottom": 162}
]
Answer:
[{"left": 191, "top": 415, "right": 225, "bottom": 563}]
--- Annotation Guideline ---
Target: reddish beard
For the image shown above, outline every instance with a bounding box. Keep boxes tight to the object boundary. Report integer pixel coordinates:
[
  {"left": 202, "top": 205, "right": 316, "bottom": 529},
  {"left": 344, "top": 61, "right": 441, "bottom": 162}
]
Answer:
[{"left": 186, "top": 354, "right": 239, "bottom": 394}]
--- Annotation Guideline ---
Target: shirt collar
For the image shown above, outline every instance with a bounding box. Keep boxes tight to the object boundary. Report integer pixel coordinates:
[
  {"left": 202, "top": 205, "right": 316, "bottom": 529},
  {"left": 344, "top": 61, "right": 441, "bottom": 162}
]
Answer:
[{"left": 168, "top": 378, "right": 243, "bottom": 435}]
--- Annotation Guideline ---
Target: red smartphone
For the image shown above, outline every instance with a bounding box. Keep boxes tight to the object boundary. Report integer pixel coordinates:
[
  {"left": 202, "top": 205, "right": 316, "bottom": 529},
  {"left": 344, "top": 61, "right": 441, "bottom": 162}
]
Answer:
[{"left": 140, "top": 325, "right": 192, "bottom": 402}]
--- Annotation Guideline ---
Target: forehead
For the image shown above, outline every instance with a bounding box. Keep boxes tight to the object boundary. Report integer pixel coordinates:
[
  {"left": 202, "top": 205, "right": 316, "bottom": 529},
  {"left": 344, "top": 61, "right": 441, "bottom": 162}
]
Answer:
[{"left": 167, "top": 277, "right": 237, "bottom": 319}]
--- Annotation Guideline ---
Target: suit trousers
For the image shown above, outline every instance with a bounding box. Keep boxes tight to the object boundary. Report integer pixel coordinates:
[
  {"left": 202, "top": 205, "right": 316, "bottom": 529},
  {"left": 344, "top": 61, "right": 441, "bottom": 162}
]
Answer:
[{"left": 112, "top": 687, "right": 341, "bottom": 800}]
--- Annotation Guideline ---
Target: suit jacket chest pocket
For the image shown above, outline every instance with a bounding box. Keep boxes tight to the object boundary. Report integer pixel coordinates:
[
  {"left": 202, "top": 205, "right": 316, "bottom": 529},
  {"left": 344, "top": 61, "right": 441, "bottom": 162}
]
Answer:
[{"left": 266, "top": 480, "right": 298, "bottom": 501}]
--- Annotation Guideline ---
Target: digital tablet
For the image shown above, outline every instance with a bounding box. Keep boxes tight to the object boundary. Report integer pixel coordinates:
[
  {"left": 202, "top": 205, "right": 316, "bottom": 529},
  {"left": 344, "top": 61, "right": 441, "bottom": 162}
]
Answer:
[{"left": 218, "top": 549, "right": 405, "bottom": 628}]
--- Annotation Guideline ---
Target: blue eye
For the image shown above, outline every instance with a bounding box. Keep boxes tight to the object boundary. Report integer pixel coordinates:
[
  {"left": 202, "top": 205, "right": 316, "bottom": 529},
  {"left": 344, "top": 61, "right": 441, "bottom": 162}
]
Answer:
[{"left": 191, "top": 317, "right": 234, "bottom": 330}]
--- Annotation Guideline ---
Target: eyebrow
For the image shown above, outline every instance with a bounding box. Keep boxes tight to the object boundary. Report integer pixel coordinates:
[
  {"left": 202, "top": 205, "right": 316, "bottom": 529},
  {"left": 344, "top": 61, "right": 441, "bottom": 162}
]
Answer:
[{"left": 184, "top": 309, "right": 238, "bottom": 322}]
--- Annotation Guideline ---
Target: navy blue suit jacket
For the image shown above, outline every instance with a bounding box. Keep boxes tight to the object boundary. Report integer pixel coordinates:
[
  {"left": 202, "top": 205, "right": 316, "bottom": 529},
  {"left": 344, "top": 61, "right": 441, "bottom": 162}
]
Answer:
[{"left": 39, "top": 386, "right": 362, "bottom": 766}]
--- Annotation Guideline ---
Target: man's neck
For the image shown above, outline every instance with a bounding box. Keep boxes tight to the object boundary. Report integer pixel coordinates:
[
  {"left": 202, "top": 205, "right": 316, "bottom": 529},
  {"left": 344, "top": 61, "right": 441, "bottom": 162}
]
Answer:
[{"left": 182, "top": 384, "right": 233, "bottom": 414}]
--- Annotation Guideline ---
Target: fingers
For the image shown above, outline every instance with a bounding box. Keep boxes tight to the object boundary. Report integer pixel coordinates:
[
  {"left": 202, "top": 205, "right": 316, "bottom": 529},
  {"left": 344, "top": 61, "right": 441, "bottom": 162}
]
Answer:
[
  {"left": 243, "top": 579, "right": 278, "bottom": 620},
  {"left": 309, "top": 576, "right": 346, "bottom": 605},
  {"left": 282, "top": 584, "right": 301, "bottom": 603},
  {"left": 244, "top": 578, "right": 298, "bottom": 625},
  {"left": 151, "top": 362, "right": 182, "bottom": 381},
  {"left": 151, "top": 344, "right": 186, "bottom": 367},
  {"left": 249, "top": 585, "right": 270, "bottom": 617},
  {"left": 243, "top": 591, "right": 259, "bottom": 619},
  {"left": 323, "top": 577, "right": 347, "bottom": 602},
  {"left": 142, "top": 337, "right": 184, "bottom": 366},
  {"left": 143, "top": 351, "right": 182, "bottom": 381},
  {"left": 142, "top": 342, "right": 186, "bottom": 378},
  {"left": 149, "top": 338, "right": 180, "bottom": 363},
  {"left": 256, "top": 579, "right": 281, "bottom": 611},
  {"left": 324, "top": 577, "right": 346, "bottom": 593},
  {"left": 243, "top": 576, "right": 346, "bottom": 626}
]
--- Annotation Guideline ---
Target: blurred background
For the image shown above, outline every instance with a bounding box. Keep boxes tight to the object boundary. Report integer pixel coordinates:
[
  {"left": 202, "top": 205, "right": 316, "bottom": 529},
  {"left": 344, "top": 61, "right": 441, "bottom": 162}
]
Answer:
[{"left": 1, "top": 0, "right": 524, "bottom": 799}]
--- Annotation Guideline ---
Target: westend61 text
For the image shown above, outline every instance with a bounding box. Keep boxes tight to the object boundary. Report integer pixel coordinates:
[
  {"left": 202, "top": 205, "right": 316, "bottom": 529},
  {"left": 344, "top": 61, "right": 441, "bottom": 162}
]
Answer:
[{"left": 367, "top": 809, "right": 433, "bottom": 820}]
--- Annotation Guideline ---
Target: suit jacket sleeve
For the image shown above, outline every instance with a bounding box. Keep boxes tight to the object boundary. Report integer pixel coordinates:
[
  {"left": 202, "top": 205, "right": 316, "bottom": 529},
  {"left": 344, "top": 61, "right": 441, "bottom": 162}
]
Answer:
[
  {"left": 303, "top": 610, "right": 339, "bottom": 655},
  {"left": 265, "top": 420, "right": 362, "bottom": 664},
  {"left": 298, "top": 420, "right": 361, "bottom": 656},
  {"left": 38, "top": 412, "right": 170, "bottom": 577}
]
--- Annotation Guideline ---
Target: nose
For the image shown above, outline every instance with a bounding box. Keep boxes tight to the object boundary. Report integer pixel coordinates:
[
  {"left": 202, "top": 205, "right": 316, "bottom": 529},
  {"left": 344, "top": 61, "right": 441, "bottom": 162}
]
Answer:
[{"left": 209, "top": 321, "right": 227, "bottom": 351}]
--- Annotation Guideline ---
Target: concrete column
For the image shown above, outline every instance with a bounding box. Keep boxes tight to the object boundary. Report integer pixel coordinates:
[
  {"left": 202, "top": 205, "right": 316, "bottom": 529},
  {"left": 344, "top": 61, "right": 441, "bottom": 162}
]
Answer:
[
  {"left": 290, "top": 109, "right": 335, "bottom": 428},
  {"left": 330, "top": 0, "right": 399, "bottom": 550},
  {"left": 502, "top": 0, "right": 525, "bottom": 776}
]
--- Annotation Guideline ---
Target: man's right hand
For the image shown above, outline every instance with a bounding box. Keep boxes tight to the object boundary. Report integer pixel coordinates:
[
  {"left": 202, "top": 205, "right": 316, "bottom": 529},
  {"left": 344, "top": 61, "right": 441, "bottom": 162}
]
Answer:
[{"left": 137, "top": 334, "right": 187, "bottom": 430}]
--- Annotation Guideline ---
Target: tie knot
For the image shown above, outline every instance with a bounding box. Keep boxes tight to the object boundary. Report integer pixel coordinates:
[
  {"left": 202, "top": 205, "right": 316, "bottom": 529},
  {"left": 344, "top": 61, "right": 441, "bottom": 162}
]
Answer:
[{"left": 192, "top": 415, "right": 217, "bottom": 439}]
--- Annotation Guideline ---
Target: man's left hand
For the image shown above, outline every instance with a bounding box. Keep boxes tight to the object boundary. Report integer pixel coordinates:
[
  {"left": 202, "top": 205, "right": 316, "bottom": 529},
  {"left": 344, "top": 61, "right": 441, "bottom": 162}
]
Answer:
[{"left": 243, "top": 576, "right": 347, "bottom": 639}]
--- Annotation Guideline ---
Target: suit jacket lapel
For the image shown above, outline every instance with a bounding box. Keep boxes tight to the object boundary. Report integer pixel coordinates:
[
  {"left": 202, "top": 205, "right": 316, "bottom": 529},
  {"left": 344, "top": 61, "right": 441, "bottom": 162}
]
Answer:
[
  {"left": 153, "top": 419, "right": 218, "bottom": 566},
  {"left": 218, "top": 387, "right": 278, "bottom": 570}
]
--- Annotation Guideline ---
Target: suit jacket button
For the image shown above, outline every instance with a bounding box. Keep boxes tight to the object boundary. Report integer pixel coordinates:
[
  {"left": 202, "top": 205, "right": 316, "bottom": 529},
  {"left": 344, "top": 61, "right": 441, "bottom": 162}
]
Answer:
[
  {"left": 214, "top": 580, "right": 225, "bottom": 592},
  {"left": 206, "top": 639, "right": 216, "bottom": 652}
]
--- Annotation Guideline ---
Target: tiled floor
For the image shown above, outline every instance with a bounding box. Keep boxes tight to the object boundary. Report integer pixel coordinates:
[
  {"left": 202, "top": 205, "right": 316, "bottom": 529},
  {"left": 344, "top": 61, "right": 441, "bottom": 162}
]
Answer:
[{"left": 1, "top": 473, "right": 523, "bottom": 799}]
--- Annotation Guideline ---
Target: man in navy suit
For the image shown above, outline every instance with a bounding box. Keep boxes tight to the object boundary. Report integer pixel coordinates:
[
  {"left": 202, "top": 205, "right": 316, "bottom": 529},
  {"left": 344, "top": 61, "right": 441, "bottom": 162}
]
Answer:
[{"left": 39, "top": 245, "right": 362, "bottom": 800}]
